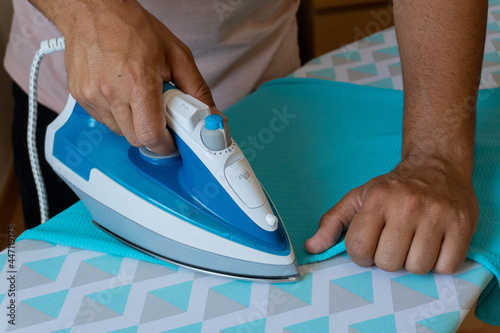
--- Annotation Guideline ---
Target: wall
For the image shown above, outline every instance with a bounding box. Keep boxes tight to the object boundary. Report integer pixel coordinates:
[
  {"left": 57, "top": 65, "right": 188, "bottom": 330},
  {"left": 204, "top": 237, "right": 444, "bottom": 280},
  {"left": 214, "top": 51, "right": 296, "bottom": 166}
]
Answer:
[
  {"left": 297, "top": 0, "right": 393, "bottom": 61},
  {"left": 0, "top": 1, "right": 14, "bottom": 191}
]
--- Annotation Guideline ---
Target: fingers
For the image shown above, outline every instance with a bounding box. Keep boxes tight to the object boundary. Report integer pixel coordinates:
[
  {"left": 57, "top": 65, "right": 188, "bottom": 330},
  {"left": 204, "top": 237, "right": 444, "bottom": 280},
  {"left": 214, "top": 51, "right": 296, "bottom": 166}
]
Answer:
[
  {"left": 211, "top": 106, "right": 228, "bottom": 122},
  {"left": 111, "top": 105, "right": 140, "bottom": 147},
  {"left": 434, "top": 227, "right": 473, "bottom": 275},
  {"left": 170, "top": 45, "right": 217, "bottom": 111},
  {"left": 308, "top": 161, "right": 477, "bottom": 276},
  {"left": 374, "top": 223, "right": 415, "bottom": 272},
  {"left": 345, "top": 202, "right": 385, "bottom": 267},
  {"left": 78, "top": 100, "right": 122, "bottom": 135},
  {"left": 130, "top": 84, "right": 177, "bottom": 155},
  {"left": 401, "top": 224, "right": 441, "bottom": 274},
  {"left": 78, "top": 102, "right": 103, "bottom": 123},
  {"left": 62, "top": 4, "right": 219, "bottom": 157},
  {"left": 305, "top": 188, "right": 362, "bottom": 254}
]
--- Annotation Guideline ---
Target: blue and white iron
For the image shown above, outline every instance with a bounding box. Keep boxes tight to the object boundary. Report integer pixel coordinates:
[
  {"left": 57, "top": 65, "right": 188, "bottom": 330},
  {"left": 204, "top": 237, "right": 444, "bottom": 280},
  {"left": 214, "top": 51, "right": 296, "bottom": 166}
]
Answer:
[{"left": 43, "top": 81, "right": 299, "bottom": 282}]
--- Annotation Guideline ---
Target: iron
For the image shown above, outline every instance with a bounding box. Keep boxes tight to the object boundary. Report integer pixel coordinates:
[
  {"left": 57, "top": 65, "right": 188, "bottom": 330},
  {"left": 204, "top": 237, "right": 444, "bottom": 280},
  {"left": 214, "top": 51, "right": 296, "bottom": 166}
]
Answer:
[{"left": 45, "top": 82, "right": 300, "bottom": 282}]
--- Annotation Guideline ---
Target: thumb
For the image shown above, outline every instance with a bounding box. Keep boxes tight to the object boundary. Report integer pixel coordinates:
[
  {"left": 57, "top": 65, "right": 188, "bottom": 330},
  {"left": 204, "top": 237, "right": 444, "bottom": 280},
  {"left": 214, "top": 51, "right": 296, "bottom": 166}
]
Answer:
[{"left": 305, "top": 187, "right": 362, "bottom": 254}]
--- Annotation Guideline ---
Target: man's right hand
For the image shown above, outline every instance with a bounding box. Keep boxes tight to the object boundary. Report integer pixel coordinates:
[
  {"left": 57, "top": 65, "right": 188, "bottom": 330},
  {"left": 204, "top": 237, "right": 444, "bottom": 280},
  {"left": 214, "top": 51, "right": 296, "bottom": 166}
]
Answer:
[{"left": 30, "top": 0, "right": 219, "bottom": 155}]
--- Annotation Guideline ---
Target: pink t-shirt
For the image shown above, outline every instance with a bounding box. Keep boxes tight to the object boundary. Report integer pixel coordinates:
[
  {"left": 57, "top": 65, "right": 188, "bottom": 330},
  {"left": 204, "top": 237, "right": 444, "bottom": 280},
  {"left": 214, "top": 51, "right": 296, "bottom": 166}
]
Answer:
[{"left": 4, "top": 0, "right": 300, "bottom": 112}]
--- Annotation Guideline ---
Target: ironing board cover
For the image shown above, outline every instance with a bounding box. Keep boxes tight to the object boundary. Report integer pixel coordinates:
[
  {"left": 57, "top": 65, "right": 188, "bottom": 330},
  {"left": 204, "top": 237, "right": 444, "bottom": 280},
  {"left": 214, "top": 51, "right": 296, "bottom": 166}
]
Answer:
[{"left": 10, "top": 78, "right": 500, "bottom": 331}]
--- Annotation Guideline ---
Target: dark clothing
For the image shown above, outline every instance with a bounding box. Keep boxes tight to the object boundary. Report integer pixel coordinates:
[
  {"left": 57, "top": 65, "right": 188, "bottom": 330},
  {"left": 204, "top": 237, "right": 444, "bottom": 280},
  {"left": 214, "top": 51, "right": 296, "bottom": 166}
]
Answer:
[{"left": 11, "top": 82, "right": 78, "bottom": 229}]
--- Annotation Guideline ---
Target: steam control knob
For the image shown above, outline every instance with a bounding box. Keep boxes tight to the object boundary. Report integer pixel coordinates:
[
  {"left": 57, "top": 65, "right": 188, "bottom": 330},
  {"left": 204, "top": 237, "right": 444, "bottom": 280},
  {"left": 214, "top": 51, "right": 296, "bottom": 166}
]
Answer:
[
  {"left": 201, "top": 114, "right": 232, "bottom": 151},
  {"left": 266, "top": 214, "right": 278, "bottom": 227}
]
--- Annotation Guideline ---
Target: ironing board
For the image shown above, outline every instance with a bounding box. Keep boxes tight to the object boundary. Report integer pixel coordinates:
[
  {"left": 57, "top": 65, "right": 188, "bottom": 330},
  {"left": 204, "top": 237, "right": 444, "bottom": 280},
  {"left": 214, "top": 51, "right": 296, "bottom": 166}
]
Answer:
[{"left": 2, "top": 1, "right": 500, "bottom": 332}]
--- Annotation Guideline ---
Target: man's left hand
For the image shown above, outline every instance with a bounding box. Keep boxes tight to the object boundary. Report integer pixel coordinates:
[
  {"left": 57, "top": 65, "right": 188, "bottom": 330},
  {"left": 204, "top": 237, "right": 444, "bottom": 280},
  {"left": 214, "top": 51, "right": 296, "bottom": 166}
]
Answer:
[{"left": 305, "top": 158, "right": 479, "bottom": 275}]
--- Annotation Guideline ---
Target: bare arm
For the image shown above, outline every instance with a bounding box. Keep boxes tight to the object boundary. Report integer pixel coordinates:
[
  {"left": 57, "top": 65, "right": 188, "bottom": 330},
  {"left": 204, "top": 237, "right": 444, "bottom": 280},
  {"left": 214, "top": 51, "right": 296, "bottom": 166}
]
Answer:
[
  {"left": 29, "top": 0, "right": 219, "bottom": 155},
  {"left": 306, "top": 0, "right": 488, "bottom": 274},
  {"left": 397, "top": 0, "right": 487, "bottom": 177}
]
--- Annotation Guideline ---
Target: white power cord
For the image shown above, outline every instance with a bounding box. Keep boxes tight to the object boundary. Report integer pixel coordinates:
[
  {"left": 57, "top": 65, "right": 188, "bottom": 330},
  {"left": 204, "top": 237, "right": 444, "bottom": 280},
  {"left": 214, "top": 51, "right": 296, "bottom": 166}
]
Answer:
[{"left": 28, "top": 37, "right": 66, "bottom": 224}]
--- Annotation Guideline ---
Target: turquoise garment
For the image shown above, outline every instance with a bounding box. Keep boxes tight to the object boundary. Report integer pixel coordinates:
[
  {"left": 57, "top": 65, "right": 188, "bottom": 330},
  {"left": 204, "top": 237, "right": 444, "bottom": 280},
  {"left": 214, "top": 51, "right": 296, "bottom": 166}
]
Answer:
[{"left": 18, "top": 78, "right": 500, "bottom": 324}]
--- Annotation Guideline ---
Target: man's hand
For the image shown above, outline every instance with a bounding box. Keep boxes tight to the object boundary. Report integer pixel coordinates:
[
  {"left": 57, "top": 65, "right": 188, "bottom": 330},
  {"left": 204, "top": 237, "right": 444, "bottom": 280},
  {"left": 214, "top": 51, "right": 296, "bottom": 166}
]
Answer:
[
  {"left": 305, "top": 158, "right": 479, "bottom": 274},
  {"left": 306, "top": 0, "right": 487, "bottom": 275},
  {"left": 30, "top": 0, "right": 220, "bottom": 155}
]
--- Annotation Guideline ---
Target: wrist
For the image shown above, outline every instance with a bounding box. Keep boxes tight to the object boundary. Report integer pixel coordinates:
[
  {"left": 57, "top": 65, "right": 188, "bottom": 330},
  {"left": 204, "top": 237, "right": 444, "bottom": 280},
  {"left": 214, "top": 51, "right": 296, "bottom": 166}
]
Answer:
[
  {"left": 399, "top": 150, "right": 474, "bottom": 184},
  {"left": 401, "top": 103, "right": 476, "bottom": 182}
]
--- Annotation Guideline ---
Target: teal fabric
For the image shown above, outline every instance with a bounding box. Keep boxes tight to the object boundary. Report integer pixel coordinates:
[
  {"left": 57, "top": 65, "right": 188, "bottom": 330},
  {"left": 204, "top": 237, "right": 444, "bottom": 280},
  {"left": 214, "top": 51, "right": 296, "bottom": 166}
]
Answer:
[
  {"left": 18, "top": 78, "right": 500, "bottom": 324},
  {"left": 17, "top": 201, "right": 172, "bottom": 267},
  {"left": 476, "top": 278, "right": 500, "bottom": 325}
]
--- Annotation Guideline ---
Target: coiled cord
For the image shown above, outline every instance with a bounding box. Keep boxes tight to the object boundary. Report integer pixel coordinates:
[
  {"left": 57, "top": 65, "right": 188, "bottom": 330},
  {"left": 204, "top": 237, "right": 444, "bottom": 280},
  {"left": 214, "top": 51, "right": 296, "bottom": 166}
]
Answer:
[{"left": 28, "top": 37, "right": 66, "bottom": 224}]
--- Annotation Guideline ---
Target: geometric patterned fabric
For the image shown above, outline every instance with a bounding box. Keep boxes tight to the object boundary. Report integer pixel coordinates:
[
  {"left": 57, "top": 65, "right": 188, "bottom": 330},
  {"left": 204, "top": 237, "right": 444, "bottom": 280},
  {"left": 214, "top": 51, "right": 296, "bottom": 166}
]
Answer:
[{"left": 0, "top": 240, "right": 493, "bottom": 332}]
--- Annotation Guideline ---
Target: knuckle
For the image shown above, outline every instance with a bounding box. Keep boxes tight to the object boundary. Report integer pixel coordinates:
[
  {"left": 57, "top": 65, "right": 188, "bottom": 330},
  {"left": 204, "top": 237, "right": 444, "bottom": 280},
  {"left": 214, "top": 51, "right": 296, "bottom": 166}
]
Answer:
[
  {"left": 367, "top": 183, "right": 390, "bottom": 202},
  {"left": 406, "top": 262, "right": 432, "bottom": 275},
  {"left": 128, "top": 138, "right": 143, "bottom": 148},
  {"left": 99, "top": 83, "right": 114, "bottom": 101},
  {"left": 345, "top": 238, "right": 372, "bottom": 263},
  {"left": 374, "top": 246, "right": 404, "bottom": 272},
  {"left": 427, "top": 200, "right": 444, "bottom": 216},
  {"left": 173, "top": 40, "right": 192, "bottom": 57},
  {"left": 318, "top": 212, "right": 333, "bottom": 227},
  {"left": 434, "top": 263, "right": 459, "bottom": 275},
  {"left": 80, "top": 84, "right": 97, "bottom": 102},
  {"left": 455, "top": 222, "right": 471, "bottom": 237},
  {"left": 400, "top": 192, "right": 421, "bottom": 213},
  {"left": 193, "top": 82, "right": 213, "bottom": 104},
  {"left": 109, "top": 105, "right": 129, "bottom": 120},
  {"left": 136, "top": 129, "right": 162, "bottom": 148},
  {"left": 106, "top": 123, "right": 121, "bottom": 136},
  {"left": 376, "top": 257, "right": 402, "bottom": 272},
  {"left": 160, "top": 66, "right": 172, "bottom": 82},
  {"left": 121, "top": 64, "right": 140, "bottom": 86},
  {"left": 451, "top": 212, "right": 476, "bottom": 237}
]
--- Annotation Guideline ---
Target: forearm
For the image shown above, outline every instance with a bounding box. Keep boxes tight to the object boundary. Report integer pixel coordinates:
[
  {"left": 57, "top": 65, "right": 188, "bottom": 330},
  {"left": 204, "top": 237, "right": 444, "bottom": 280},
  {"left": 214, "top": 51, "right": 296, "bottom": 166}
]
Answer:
[
  {"left": 394, "top": 0, "right": 488, "bottom": 180},
  {"left": 28, "top": 0, "right": 140, "bottom": 36}
]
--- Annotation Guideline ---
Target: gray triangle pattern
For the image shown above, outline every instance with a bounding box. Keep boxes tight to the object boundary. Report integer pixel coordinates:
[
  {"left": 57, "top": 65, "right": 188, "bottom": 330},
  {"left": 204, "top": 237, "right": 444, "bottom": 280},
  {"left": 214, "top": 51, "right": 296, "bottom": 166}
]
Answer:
[
  {"left": 312, "top": 255, "right": 351, "bottom": 271},
  {"left": 332, "top": 55, "right": 360, "bottom": 67},
  {"left": 73, "top": 296, "right": 121, "bottom": 326},
  {"left": 306, "top": 72, "right": 335, "bottom": 81},
  {"left": 373, "top": 51, "right": 398, "bottom": 62},
  {"left": 71, "top": 261, "right": 115, "bottom": 287},
  {"left": 492, "top": 39, "right": 500, "bottom": 51},
  {"left": 348, "top": 327, "right": 363, "bottom": 333},
  {"left": 17, "top": 264, "right": 54, "bottom": 290},
  {"left": 194, "top": 271, "right": 207, "bottom": 279},
  {"left": 389, "top": 64, "right": 402, "bottom": 77},
  {"left": 356, "top": 40, "right": 384, "bottom": 49},
  {"left": 6, "top": 301, "right": 55, "bottom": 331},
  {"left": 68, "top": 247, "right": 84, "bottom": 254},
  {"left": 347, "top": 69, "right": 375, "bottom": 82},
  {"left": 204, "top": 289, "right": 247, "bottom": 320},
  {"left": 140, "top": 293, "right": 185, "bottom": 324},
  {"left": 415, "top": 323, "right": 437, "bottom": 333},
  {"left": 492, "top": 72, "right": 500, "bottom": 86},
  {"left": 17, "top": 240, "right": 54, "bottom": 252},
  {"left": 266, "top": 285, "right": 309, "bottom": 316},
  {"left": 483, "top": 60, "right": 500, "bottom": 68},
  {"left": 492, "top": 11, "right": 500, "bottom": 22},
  {"left": 453, "top": 278, "right": 480, "bottom": 310},
  {"left": 391, "top": 280, "right": 436, "bottom": 312},
  {"left": 133, "top": 260, "right": 176, "bottom": 283},
  {"left": 329, "top": 281, "right": 372, "bottom": 314}
]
